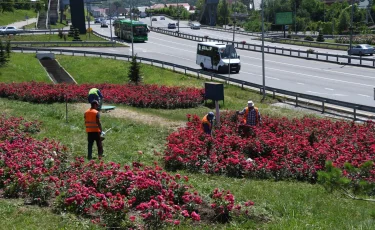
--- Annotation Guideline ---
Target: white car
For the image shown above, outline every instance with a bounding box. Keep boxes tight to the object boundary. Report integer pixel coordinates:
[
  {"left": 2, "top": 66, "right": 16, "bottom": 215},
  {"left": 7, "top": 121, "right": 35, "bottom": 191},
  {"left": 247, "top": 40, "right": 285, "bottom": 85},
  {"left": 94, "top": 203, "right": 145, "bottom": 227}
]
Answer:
[
  {"left": 191, "top": 23, "right": 201, "bottom": 30},
  {"left": 0, "top": 26, "right": 18, "bottom": 35}
]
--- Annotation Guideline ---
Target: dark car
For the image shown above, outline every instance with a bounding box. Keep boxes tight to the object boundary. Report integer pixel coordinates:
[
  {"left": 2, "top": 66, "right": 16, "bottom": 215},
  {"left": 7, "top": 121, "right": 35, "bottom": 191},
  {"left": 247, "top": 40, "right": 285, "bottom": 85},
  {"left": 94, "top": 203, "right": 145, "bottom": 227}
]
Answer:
[
  {"left": 168, "top": 23, "right": 176, "bottom": 29},
  {"left": 94, "top": 18, "right": 101, "bottom": 24},
  {"left": 347, "top": 44, "right": 374, "bottom": 56},
  {"left": 160, "top": 16, "right": 165, "bottom": 20},
  {"left": 152, "top": 18, "right": 157, "bottom": 21}
]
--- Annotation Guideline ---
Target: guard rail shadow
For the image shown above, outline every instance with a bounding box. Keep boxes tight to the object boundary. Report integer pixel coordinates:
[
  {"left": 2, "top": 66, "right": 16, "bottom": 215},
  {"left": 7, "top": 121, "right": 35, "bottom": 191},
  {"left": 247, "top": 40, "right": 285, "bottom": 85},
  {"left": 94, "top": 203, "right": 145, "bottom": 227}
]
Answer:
[
  {"left": 150, "top": 27, "right": 375, "bottom": 69},
  {"left": 12, "top": 46, "right": 375, "bottom": 121}
]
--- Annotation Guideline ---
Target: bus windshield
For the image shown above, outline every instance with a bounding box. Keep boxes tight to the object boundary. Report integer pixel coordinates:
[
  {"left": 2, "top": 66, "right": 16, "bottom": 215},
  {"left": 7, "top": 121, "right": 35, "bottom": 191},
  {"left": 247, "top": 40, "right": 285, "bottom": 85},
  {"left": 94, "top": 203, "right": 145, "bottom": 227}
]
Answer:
[
  {"left": 219, "top": 45, "right": 238, "bottom": 59},
  {"left": 133, "top": 25, "right": 148, "bottom": 36}
]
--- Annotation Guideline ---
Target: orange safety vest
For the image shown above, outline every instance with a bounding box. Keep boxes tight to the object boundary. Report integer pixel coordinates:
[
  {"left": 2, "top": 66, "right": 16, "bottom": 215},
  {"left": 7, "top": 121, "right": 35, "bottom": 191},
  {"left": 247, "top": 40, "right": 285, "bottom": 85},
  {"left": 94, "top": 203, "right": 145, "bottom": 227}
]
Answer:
[
  {"left": 201, "top": 115, "right": 212, "bottom": 132},
  {"left": 243, "top": 107, "right": 259, "bottom": 125},
  {"left": 85, "top": 109, "right": 101, "bottom": 133}
]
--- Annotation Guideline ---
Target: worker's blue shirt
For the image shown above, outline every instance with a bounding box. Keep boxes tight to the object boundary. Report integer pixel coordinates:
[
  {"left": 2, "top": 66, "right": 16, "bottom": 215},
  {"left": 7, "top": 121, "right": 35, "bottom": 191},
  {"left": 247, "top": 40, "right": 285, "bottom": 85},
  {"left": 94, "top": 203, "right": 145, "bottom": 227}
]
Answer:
[
  {"left": 203, "top": 121, "right": 213, "bottom": 135},
  {"left": 88, "top": 90, "right": 103, "bottom": 103}
]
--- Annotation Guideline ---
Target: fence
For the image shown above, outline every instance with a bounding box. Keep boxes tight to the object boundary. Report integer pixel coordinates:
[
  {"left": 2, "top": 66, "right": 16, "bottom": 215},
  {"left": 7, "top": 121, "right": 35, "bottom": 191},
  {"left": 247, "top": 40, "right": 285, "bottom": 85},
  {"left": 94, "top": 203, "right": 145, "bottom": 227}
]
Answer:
[
  {"left": 268, "top": 37, "right": 349, "bottom": 50},
  {"left": 150, "top": 27, "right": 375, "bottom": 68},
  {"left": 4, "top": 41, "right": 116, "bottom": 47},
  {"left": 12, "top": 47, "right": 375, "bottom": 121}
]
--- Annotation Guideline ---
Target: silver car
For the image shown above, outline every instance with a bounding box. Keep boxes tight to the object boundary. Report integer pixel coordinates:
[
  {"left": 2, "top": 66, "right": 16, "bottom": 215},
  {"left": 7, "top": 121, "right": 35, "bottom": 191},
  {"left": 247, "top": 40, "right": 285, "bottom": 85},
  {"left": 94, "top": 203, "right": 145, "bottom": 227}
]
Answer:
[
  {"left": 347, "top": 44, "right": 374, "bottom": 56},
  {"left": 0, "top": 26, "right": 18, "bottom": 35}
]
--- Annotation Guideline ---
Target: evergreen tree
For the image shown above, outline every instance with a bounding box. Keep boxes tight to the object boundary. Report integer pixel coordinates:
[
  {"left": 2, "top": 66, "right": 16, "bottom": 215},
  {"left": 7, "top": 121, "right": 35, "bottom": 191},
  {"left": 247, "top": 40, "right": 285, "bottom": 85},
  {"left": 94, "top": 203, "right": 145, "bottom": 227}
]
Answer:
[
  {"left": 0, "top": 40, "right": 9, "bottom": 67},
  {"left": 72, "top": 28, "right": 82, "bottom": 41},
  {"left": 127, "top": 55, "right": 142, "bottom": 85},
  {"left": 316, "top": 31, "right": 325, "bottom": 42},
  {"left": 68, "top": 26, "right": 75, "bottom": 37},
  {"left": 217, "top": 0, "right": 230, "bottom": 26},
  {"left": 337, "top": 10, "right": 350, "bottom": 34}
]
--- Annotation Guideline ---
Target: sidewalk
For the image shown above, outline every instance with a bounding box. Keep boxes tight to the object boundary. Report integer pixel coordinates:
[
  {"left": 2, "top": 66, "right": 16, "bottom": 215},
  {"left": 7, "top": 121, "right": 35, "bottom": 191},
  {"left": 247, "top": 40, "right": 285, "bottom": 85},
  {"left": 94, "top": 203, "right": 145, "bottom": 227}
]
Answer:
[{"left": 8, "top": 18, "right": 37, "bottom": 28}]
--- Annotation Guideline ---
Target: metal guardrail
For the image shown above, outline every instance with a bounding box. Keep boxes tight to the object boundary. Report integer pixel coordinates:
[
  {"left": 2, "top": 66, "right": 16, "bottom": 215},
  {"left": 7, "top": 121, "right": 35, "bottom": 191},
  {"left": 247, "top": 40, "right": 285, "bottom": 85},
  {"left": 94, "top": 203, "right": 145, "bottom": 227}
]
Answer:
[
  {"left": 11, "top": 47, "right": 375, "bottom": 120},
  {"left": 268, "top": 37, "right": 349, "bottom": 50},
  {"left": 0, "top": 29, "right": 69, "bottom": 36},
  {"left": 150, "top": 27, "right": 375, "bottom": 68},
  {"left": 3, "top": 41, "right": 116, "bottom": 47}
]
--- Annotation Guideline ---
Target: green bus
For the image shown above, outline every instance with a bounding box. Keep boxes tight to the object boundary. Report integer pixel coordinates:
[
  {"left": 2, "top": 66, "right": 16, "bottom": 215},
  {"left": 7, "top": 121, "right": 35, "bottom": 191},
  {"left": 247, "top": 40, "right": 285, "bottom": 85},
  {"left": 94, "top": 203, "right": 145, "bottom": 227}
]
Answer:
[{"left": 113, "top": 19, "right": 148, "bottom": 42}]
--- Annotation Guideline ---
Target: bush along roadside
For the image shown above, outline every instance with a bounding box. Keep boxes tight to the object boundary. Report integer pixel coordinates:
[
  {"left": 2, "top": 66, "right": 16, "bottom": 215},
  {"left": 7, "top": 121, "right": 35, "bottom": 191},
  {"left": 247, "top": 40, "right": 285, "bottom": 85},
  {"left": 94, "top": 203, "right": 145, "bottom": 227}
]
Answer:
[
  {"left": 0, "top": 115, "right": 264, "bottom": 229},
  {"left": 0, "top": 82, "right": 205, "bottom": 109},
  {"left": 164, "top": 113, "right": 375, "bottom": 182}
]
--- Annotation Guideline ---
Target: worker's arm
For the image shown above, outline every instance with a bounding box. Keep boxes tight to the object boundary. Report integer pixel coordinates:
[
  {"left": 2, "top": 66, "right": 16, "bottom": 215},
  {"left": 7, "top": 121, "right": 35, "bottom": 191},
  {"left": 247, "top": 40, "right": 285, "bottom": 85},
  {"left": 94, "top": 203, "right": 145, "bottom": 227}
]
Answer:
[
  {"left": 237, "top": 108, "right": 246, "bottom": 115},
  {"left": 202, "top": 123, "right": 211, "bottom": 134},
  {"left": 96, "top": 113, "right": 102, "bottom": 133}
]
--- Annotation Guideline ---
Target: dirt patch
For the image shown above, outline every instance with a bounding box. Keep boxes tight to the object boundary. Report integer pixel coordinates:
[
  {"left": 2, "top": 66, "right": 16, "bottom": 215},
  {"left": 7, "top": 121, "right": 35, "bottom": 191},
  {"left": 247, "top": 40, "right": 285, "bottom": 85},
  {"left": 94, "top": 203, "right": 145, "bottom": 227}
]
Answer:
[{"left": 72, "top": 103, "right": 186, "bottom": 129}]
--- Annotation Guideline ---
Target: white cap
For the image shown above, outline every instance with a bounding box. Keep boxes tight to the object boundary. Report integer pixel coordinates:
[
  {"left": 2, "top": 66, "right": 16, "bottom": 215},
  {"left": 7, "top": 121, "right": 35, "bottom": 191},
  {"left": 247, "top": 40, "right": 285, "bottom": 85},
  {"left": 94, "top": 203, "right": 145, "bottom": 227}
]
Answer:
[{"left": 248, "top": 100, "right": 254, "bottom": 107}]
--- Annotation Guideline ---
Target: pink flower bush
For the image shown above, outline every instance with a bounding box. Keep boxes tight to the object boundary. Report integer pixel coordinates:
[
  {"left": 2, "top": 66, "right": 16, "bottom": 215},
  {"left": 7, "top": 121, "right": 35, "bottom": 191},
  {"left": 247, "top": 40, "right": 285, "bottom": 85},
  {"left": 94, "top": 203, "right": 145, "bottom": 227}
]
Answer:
[
  {"left": 0, "top": 82, "right": 204, "bottom": 109},
  {"left": 0, "top": 115, "right": 254, "bottom": 228},
  {"left": 164, "top": 112, "right": 375, "bottom": 182}
]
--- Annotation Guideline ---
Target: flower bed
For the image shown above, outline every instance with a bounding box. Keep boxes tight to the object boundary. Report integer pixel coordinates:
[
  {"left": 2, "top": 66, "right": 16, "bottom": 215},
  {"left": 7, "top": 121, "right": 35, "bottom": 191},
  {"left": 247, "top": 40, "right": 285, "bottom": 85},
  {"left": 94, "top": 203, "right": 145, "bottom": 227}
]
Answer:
[
  {"left": 0, "top": 82, "right": 204, "bottom": 109},
  {"left": 335, "top": 35, "right": 375, "bottom": 45},
  {"left": 0, "top": 115, "right": 256, "bottom": 228},
  {"left": 164, "top": 113, "right": 375, "bottom": 182}
]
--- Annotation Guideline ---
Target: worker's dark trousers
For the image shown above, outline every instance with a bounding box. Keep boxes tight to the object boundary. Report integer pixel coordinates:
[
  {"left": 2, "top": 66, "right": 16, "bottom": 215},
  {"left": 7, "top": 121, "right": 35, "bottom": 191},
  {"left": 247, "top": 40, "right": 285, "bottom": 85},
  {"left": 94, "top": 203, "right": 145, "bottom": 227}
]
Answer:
[{"left": 87, "top": 132, "right": 103, "bottom": 160}]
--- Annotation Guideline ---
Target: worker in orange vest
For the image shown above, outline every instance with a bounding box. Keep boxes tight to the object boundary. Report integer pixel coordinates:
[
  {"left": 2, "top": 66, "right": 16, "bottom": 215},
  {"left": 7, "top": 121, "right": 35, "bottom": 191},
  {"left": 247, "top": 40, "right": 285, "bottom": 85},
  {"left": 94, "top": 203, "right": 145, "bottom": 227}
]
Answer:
[
  {"left": 201, "top": 112, "right": 215, "bottom": 135},
  {"left": 84, "top": 100, "right": 103, "bottom": 160},
  {"left": 236, "top": 100, "right": 261, "bottom": 126}
]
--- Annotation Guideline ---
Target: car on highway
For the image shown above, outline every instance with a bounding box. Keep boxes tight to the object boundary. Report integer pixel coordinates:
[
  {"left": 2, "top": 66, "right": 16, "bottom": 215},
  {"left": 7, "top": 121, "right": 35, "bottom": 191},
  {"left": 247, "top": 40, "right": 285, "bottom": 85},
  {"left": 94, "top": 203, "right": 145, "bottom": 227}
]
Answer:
[
  {"left": 140, "top": 12, "right": 147, "bottom": 18},
  {"left": 191, "top": 23, "right": 201, "bottom": 30},
  {"left": 160, "top": 16, "right": 165, "bottom": 20},
  {"left": 168, "top": 23, "right": 176, "bottom": 29},
  {"left": 0, "top": 26, "right": 18, "bottom": 35},
  {"left": 152, "top": 18, "right": 157, "bottom": 21},
  {"left": 94, "top": 18, "right": 101, "bottom": 24},
  {"left": 347, "top": 44, "right": 374, "bottom": 56},
  {"left": 101, "top": 21, "right": 109, "bottom": 28}
]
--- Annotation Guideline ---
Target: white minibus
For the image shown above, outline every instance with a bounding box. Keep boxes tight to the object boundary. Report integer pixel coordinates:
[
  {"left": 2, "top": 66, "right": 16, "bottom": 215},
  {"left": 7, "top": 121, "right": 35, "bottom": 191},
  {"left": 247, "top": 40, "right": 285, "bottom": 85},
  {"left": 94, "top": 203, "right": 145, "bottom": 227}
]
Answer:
[{"left": 196, "top": 42, "right": 241, "bottom": 73}]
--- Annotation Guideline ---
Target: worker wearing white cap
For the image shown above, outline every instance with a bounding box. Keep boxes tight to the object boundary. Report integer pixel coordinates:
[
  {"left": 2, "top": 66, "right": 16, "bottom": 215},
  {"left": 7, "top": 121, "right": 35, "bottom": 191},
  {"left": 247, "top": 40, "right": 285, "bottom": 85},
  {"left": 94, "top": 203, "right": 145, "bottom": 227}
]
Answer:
[{"left": 236, "top": 100, "right": 261, "bottom": 126}]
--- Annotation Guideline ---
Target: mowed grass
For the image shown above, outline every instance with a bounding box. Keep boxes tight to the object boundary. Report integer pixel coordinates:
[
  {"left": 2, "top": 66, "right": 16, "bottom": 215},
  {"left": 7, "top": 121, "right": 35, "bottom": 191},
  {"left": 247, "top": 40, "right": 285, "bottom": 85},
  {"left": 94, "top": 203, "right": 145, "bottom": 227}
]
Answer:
[
  {"left": 5, "top": 33, "right": 126, "bottom": 47},
  {"left": 0, "top": 199, "right": 101, "bottom": 230},
  {"left": 0, "top": 53, "right": 50, "bottom": 83},
  {"left": 2, "top": 53, "right": 373, "bottom": 229},
  {"left": 0, "top": 9, "right": 37, "bottom": 26}
]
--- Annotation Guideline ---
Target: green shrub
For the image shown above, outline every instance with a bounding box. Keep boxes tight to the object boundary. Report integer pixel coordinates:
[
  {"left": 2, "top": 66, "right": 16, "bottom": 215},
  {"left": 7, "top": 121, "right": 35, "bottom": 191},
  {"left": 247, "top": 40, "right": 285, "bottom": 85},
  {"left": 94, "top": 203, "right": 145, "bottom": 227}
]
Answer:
[{"left": 304, "top": 36, "right": 314, "bottom": 41}]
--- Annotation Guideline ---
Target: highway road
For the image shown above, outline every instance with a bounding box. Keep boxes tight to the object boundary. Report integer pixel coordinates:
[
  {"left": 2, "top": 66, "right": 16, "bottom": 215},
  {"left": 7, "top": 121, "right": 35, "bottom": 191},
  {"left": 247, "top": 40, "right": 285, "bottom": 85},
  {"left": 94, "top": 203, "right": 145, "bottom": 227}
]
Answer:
[
  {"left": 87, "top": 21, "right": 375, "bottom": 107},
  {"left": 139, "top": 16, "right": 375, "bottom": 61}
]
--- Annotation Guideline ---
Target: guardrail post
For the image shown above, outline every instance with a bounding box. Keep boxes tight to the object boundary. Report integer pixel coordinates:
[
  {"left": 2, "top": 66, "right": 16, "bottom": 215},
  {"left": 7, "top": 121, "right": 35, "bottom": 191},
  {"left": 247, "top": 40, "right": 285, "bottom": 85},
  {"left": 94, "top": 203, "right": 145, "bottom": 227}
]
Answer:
[
  {"left": 211, "top": 73, "right": 213, "bottom": 81},
  {"left": 173, "top": 65, "right": 175, "bottom": 72},
  {"left": 273, "top": 90, "right": 276, "bottom": 99},
  {"left": 274, "top": 47, "right": 277, "bottom": 53},
  {"left": 197, "top": 71, "right": 200, "bottom": 79},
  {"left": 84, "top": 52, "right": 86, "bottom": 57},
  {"left": 336, "top": 55, "right": 339, "bottom": 62},
  {"left": 21, "top": 48, "right": 23, "bottom": 53},
  {"left": 326, "top": 54, "right": 328, "bottom": 61},
  {"left": 295, "top": 95, "right": 299, "bottom": 107},
  {"left": 353, "top": 106, "right": 358, "bottom": 121},
  {"left": 162, "top": 62, "right": 164, "bottom": 68},
  {"left": 290, "top": 49, "right": 291, "bottom": 56},
  {"left": 322, "top": 100, "right": 326, "bottom": 113},
  {"left": 140, "top": 58, "right": 142, "bottom": 63},
  {"left": 360, "top": 56, "right": 362, "bottom": 65},
  {"left": 151, "top": 60, "right": 153, "bottom": 66},
  {"left": 373, "top": 60, "right": 375, "bottom": 67},
  {"left": 184, "top": 68, "right": 187, "bottom": 75},
  {"left": 36, "top": 48, "right": 38, "bottom": 53},
  {"left": 72, "top": 51, "right": 74, "bottom": 56},
  {"left": 282, "top": 48, "right": 284, "bottom": 54},
  {"left": 307, "top": 52, "right": 309, "bottom": 59},
  {"left": 100, "top": 53, "right": 102, "bottom": 58},
  {"left": 114, "top": 55, "right": 117, "bottom": 60}
]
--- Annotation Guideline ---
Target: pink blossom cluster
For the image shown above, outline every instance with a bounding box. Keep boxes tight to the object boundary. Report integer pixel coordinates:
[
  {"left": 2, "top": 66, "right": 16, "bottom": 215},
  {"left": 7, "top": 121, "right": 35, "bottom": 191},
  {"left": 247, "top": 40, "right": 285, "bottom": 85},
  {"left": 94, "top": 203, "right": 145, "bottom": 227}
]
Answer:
[
  {"left": 164, "top": 113, "right": 375, "bottom": 182},
  {"left": 0, "top": 82, "right": 204, "bottom": 109},
  {"left": 0, "top": 115, "right": 254, "bottom": 228}
]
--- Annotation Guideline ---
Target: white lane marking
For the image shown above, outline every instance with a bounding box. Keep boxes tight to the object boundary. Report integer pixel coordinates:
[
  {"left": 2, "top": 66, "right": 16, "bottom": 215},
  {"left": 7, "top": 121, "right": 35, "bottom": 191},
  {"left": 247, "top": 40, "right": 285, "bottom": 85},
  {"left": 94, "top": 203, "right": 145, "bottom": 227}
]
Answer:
[
  {"left": 358, "top": 94, "right": 371, "bottom": 97},
  {"left": 307, "top": 91, "right": 348, "bottom": 97},
  {"left": 324, "top": 88, "right": 334, "bottom": 91},
  {"left": 266, "top": 77, "right": 280, "bottom": 80},
  {"left": 150, "top": 35, "right": 196, "bottom": 48},
  {"left": 239, "top": 54, "right": 375, "bottom": 80},
  {"left": 146, "top": 41, "right": 195, "bottom": 53},
  {"left": 297, "top": 82, "right": 305, "bottom": 85},
  {"left": 243, "top": 62, "right": 375, "bottom": 88}
]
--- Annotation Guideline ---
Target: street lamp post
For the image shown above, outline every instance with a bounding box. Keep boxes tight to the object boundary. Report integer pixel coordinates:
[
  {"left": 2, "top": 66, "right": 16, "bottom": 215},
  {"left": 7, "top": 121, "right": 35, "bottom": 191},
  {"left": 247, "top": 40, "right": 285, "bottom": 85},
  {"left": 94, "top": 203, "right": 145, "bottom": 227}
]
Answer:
[
  {"left": 349, "top": 0, "right": 354, "bottom": 63},
  {"left": 177, "top": 0, "right": 180, "bottom": 33},
  {"left": 130, "top": 2, "right": 134, "bottom": 57},
  {"left": 261, "top": 0, "right": 266, "bottom": 101},
  {"left": 109, "top": 1, "right": 113, "bottom": 41}
]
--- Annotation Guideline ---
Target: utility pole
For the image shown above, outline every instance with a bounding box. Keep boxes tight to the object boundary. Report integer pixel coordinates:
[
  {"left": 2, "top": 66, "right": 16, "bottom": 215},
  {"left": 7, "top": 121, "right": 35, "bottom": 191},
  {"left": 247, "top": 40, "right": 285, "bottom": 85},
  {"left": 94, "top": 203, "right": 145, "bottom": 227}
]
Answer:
[
  {"left": 177, "top": 0, "right": 180, "bottom": 33},
  {"left": 261, "top": 0, "right": 266, "bottom": 101},
  {"left": 86, "top": 1, "right": 91, "bottom": 39},
  {"left": 109, "top": 0, "right": 113, "bottom": 41},
  {"left": 130, "top": 0, "right": 134, "bottom": 57},
  {"left": 349, "top": 0, "right": 354, "bottom": 63}
]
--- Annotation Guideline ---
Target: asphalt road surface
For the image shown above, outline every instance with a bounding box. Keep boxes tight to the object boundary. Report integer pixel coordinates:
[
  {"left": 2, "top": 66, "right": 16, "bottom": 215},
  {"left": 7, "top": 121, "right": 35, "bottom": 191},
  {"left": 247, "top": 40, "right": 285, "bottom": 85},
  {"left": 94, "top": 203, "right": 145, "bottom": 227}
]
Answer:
[{"left": 87, "top": 21, "right": 375, "bottom": 107}]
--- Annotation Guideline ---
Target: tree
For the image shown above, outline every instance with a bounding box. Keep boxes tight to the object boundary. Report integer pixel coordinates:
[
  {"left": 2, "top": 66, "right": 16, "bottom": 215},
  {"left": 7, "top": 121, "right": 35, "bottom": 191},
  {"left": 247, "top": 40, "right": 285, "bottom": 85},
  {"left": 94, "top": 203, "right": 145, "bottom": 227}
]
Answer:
[
  {"left": 1, "top": 0, "right": 14, "bottom": 12},
  {"left": 0, "top": 40, "right": 9, "bottom": 67},
  {"left": 5, "top": 40, "right": 11, "bottom": 58},
  {"left": 217, "top": 0, "right": 230, "bottom": 26},
  {"left": 337, "top": 10, "right": 350, "bottom": 34},
  {"left": 128, "top": 55, "right": 142, "bottom": 85},
  {"left": 72, "top": 28, "right": 81, "bottom": 41}
]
